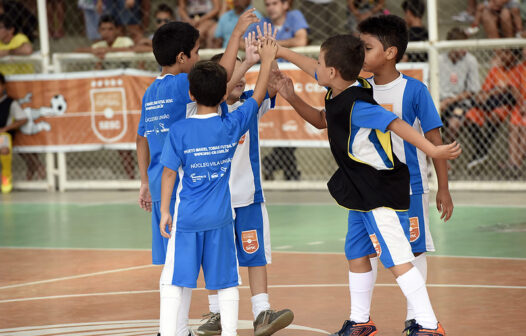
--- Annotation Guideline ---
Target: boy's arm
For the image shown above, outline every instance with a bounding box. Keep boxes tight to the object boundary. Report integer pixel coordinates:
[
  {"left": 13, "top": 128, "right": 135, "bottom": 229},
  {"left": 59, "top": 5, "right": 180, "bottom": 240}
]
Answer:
[
  {"left": 252, "top": 39, "right": 278, "bottom": 105},
  {"left": 159, "top": 166, "right": 177, "bottom": 238},
  {"left": 225, "top": 32, "right": 259, "bottom": 95},
  {"left": 425, "top": 128, "right": 454, "bottom": 221},
  {"left": 387, "top": 118, "right": 461, "bottom": 159},
  {"left": 220, "top": 8, "right": 259, "bottom": 81},
  {"left": 276, "top": 45, "right": 317, "bottom": 79},
  {"left": 136, "top": 134, "right": 152, "bottom": 213}
]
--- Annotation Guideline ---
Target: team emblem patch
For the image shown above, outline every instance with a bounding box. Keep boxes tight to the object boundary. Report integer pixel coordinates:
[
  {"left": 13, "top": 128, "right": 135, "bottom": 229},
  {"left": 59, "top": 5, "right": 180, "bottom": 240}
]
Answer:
[
  {"left": 238, "top": 134, "right": 247, "bottom": 144},
  {"left": 369, "top": 234, "right": 382, "bottom": 257},
  {"left": 241, "top": 230, "right": 259, "bottom": 254},
  {"left": 409, "top": 217, "right": 420, "bottom": 242}
]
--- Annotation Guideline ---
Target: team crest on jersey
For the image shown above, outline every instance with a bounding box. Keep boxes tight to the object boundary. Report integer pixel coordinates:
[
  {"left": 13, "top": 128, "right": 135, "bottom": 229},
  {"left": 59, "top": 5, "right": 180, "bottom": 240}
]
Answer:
[
  {"left": 409, "top": 217, "right": 420, "bottom": 242},
  {"left": 241, "top": 230, "right": 259, "bottom": 254},
  {"left": 238, "top": 134, "right": 247, "bottom": 144},
  {"left": 369, "top": 234, "right": 381, "bottom": 257}
]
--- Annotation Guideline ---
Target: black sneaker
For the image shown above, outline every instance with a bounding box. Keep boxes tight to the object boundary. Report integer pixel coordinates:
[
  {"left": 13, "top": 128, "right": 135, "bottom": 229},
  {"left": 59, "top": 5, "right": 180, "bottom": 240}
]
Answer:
[
  {"left": 196, "top": 312, "right": 221, "bottom": 335},
  {"left": 253, "top": 309, "right": 294, "bottom": 336},
  {"left": 329, "top": 319, "right": 377, "bottom": 336}
]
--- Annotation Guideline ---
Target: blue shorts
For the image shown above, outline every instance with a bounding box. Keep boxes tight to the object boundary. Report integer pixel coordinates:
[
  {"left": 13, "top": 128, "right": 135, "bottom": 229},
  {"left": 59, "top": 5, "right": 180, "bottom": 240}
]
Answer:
[
  {"left": 151, "top": 199, "right": 175, "bottom": 265},
  {"left": 160, "top": 223, "right": 239, "bottom": 290},
  {"left": 345, "top": 208, "right": 414, "bottom": 268},
  {"left": 409, "top": 193, "right": 435, "bottom": 253},
  {"left": 234, "top": 203, "right": 271, "bottom": 267}
]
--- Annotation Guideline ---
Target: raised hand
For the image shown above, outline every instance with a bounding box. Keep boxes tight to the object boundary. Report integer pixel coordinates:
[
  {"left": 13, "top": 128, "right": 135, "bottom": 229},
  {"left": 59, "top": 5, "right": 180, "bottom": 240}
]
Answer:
[
  {"left": 277, "top": 74, "right": 296, "bottom": 101},
  {"left": 432, "top": 141, "right": 462, "bottom": 160},
  {"left": 258, "top": 38, "right": 278, "bottom": 64},
  {"left": 244, "top": 31, "right": 260, "bottom": 65},
  {"left": 233, "top": 8, "right": 259, "bottom": 36},
  {"left": 256, "top": 22, "right": 278, "bottom": 42}
]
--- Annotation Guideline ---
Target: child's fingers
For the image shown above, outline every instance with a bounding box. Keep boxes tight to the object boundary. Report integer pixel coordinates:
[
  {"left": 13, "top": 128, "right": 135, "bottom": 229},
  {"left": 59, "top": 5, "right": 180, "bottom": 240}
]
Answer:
[{"left": 256, "top": 25, "right": 263, "bottom": 40}]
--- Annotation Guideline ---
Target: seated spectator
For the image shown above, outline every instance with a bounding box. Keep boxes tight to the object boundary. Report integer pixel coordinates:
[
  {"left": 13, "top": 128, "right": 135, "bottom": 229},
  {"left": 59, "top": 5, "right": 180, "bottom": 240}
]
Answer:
[
  {"left": 0, "top": 72, "right": 28, "bottom": 193},
  {"left": 135, "top": 3, "right": 174, "bottom": 51},
  {"left": 506, "top": 48, "right": 526, "bottom": 178},
  {"left": 347, "top": 0, "right": 386, "bottom": 32},
  {"left": 213, "top": 0, "right": 263, "bottom": 48},
  {"left": 0, "top": 14, "right": 33, "bottom": 75},
  {"left": 78, "top": 0, "right": 103, "bottom": 41},
  {"left": 0, "top": 0, "right": 37, "bottom": 43},
  {"left": 178, "top": 0, "right": 220, "bottom": 48},
  {"left": 464, "top": 48, "right": 520, "bottom": 169},
  {"left": 105, "top": 0, "right": 150, "bottom": 44},
  {"left": 401, "top": 0, "right": 428, "bottom": 62},
  {"left": 470, "top": 0, "right": 523, "bottom": 38},
  {"left": 439, "top": 28, "right": 481, "bottom": 144}
]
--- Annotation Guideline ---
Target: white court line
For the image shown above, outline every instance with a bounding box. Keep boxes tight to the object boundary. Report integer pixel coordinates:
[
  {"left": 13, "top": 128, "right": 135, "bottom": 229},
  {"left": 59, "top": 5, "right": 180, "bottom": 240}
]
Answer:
[
  {"left": 0, "top": 264, "right": 155, "bottom": 290},
  {"left": 1, "top": 283, "right": 525, "bottom": 304}
]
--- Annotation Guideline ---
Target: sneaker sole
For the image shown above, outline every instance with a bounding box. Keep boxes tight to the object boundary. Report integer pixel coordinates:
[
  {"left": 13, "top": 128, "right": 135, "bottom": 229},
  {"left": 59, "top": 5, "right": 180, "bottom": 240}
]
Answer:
[
  {"left": 254, "top": 310, "right": 294, "bottom": 336},
  {"left": 194, "top": 329, "right": 221, "bottom": 336}
]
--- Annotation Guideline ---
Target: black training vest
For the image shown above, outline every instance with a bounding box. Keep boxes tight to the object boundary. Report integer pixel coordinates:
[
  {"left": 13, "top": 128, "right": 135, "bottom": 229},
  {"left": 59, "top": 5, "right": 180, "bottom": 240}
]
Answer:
[{"left": 325, "top": 78, "right": 410, "bottom": 211}]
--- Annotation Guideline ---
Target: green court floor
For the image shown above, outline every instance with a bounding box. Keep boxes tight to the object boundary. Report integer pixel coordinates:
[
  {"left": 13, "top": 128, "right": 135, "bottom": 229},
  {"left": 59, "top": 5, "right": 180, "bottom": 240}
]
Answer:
[{"left": 2, "top": 201, "right": 526, "bottom": 258}]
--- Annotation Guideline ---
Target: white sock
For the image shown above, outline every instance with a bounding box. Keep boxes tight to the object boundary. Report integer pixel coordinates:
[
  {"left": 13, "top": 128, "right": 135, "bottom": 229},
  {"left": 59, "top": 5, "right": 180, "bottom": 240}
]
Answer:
[
  {"left": 349, "top": 271, "right": 374, "bottom": 323},
  {"left": 407, "top": 254, "right": 427, "bottom": 320},
  {"left": 160, "top": 284, "right": 182, "bottom": 336},
  {"left": 369, "top": 257, "right": 379, "bottom": 302},
  {"left": 218, "top": 287, "right": 239, "bottom": 336},
  {"left": 396, "top": 267, "right": 438, "bottom": 330},
  {"left": 251, "top": 293, "right": 270, "bottom": 320},
  {"left": 176, "top": 287, "right": 193, "bottom": 336},
  {"left": 208, "top": 294, "right": 220, "bottom": 314}
]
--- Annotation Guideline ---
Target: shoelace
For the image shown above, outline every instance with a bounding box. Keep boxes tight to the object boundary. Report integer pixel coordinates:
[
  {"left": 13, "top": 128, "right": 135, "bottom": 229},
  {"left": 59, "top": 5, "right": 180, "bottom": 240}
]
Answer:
[
  {"left": 200, "top": 312, "right": 220, "bottom": 323},
  {"left": 403, "top": 323, "right": 422, "bottom": 335}
]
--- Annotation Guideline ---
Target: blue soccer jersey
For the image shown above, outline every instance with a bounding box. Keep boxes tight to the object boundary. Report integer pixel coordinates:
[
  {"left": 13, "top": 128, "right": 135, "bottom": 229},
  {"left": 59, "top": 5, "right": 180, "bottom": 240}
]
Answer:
[
  {"left": 367, "top": 74, "right": 443, "bottom": 195},
  {"left": 137, "top": 73, "right": 193, "bottom": 202},
  {"left": 160, "top": 98, "right": 259, "bottom": 232}
]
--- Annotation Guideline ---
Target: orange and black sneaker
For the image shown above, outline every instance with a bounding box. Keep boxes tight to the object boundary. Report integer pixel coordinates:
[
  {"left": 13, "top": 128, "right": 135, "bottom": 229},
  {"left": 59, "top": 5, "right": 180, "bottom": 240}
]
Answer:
[
  {"left": 329, "top": 319, "right": 377, "bottom": 336},
  {"left": 403, "top": 322, "right": 445, "bottom": 335}
]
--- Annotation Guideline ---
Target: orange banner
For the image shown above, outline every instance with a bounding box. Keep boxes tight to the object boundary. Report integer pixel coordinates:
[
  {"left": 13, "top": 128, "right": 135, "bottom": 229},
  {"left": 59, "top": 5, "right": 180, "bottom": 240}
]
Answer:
[{"left": 5, "top": 64, "right": 426, "bottom": 151}]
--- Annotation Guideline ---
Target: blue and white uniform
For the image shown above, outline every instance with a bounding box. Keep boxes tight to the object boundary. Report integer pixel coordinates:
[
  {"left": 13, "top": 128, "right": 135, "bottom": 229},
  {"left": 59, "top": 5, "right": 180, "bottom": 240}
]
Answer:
[
  {"left": 159, "top": 98, "right": 259, "bottom": 290},
  {"left": 228, "top": 91, "right": 275, "bottom": 267},
  {"left": 367, "top": 74, "right": 443, "bottom": 253}
]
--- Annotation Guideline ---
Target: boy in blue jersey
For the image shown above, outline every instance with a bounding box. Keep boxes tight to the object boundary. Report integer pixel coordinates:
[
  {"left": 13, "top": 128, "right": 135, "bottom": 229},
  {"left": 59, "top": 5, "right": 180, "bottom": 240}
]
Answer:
[
  {"left": 272, "top": 32, "right": 460, "bottom": 336},
  {"left": 358, "top": 15, "right": 454, "bottom": 334},
  {"left": 196, "top": 40, "right": 293, "bottom": 336},
  {"left": 158, "top": 39, "right": 278, "bottom": 336},
  {"left": 136, "top": 12, "right": 259, "bottom": 336}
]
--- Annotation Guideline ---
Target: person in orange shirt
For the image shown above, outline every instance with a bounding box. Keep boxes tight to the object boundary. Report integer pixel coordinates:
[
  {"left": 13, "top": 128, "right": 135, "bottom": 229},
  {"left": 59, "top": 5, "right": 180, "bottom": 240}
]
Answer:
[{"left": 464, "top": 48, "right": 519, "bottom": 169}]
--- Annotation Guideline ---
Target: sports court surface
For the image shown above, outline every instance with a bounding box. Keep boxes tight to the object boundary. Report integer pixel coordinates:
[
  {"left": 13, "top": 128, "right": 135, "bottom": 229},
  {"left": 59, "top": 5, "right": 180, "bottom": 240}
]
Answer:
[{"left": 1, "top": 190, "right": 526, "bottom": 335}]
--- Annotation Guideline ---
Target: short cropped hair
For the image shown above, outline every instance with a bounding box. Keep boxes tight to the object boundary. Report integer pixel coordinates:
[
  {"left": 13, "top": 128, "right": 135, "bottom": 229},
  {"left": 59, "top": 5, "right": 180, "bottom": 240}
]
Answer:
[
  {"left": 188, "top": 61, "right": 227, "bottom": 107},
  {"left": 320, "top": 35, "right": 364, "bottom": 82},
  {"left": 98, "top": 14, "right": 119, "bottom": 28},
  {"left": 358, "top": 15, "right": 408, "bottom": 63},
  {"left": 0, "top": 14, "right": 18, "bottom": 34},
  {"left": 402, "top": 0, "right": 426, "bottom": 18},
  {"left": 446, "top": 27, "right": 468, "bottom": 40},
  {"left": 153, "top": 21, "right": 199, "bottom": 66},
  {"left": 210, "top": 53, "right": 242, "bottom": 63},
  {"left": 155, "top": 3, "right": 174, "bottom": 17}
]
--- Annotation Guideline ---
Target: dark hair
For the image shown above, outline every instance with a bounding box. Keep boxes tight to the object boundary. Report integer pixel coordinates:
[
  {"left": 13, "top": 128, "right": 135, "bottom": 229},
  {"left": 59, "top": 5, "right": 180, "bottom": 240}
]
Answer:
[
  {"left": 210, "top": 53, "right": 242, "bottom": 63},
  {"left": 153, "top": 21, "right": 199, "bottom": 66},
  {"left": 446, "top": 27, "right": 468, "bottom": 40},
  {"left": 320, "top": 35, "right": 364, "bottom": 81},
  {"left": 188, "top": 61, "right": 227, "bottom": 106},
  {"left": 402, "top": 0, "right": 426, "bottom": 18},
  {"left": 98, "top": 14, "right": 119, "bottom": 28},
  {"left": 0, "top": 14, "right": 18, "bottom": 34},
  {"left": 155, "top": 3, "right": 174, "bottom": 17},
  {"left": 0, "top": 72, "right": 5, "bottom": 85},
  {"left": 0, "top": 1, "right": 37, "bottom": 41},
  {"left": 358, "top": 15, "right": 408, "bottom": 63}
]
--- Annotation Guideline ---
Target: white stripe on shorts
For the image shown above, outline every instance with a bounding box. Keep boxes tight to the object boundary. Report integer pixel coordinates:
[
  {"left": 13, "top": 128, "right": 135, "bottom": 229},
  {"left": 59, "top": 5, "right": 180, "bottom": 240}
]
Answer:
[
  {"left": 422, "top": 193, "right": 435, "bottom": 252},
  {"left": 261, "top": 203, "right": 272, "bottom": 264},
  {"left": 371, "top": 207, "right": 414, "bottom": 266}
]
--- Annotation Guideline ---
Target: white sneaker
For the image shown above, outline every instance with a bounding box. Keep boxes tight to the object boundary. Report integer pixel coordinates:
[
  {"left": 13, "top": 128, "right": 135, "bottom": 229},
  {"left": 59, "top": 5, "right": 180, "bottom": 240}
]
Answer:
[{"left": 452, "top": 10, "right": 474, "bottom": 22}]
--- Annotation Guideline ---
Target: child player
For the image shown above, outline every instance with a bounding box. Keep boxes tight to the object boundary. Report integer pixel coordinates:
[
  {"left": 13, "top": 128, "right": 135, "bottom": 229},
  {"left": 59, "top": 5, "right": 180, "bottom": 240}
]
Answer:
[
  {"left": 358, "top": 15, "right": 453, "bottom": 333},
  {"left": 158, "top": 39, "right": 278, "bottom": 336},
  {"left": 270, "top": 22, "right": 460, "bottom": 336},
  {"left": 136, "top": 11, "right": 259, "bottom": 336},
  {"left": 196, "top": 33, "right": 293, "bottom": 336}
]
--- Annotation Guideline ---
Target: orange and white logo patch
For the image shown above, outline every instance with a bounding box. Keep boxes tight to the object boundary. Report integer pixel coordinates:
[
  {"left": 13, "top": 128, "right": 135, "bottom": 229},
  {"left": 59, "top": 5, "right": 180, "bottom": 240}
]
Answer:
[
  {"left": 409, "top": 217, "right": 420, "bottom": 242},
  {"left": 369, "top": 234, "right": 382, "bottom": 257},
  {"left": 238, "top": 134, "right": 247, "bottom": 144},
  {"left": 241, "top": 230, "right": 259, "bottom": 254},
  {"left": 380, "top": 104, "right": 393, "bottom": 112}
]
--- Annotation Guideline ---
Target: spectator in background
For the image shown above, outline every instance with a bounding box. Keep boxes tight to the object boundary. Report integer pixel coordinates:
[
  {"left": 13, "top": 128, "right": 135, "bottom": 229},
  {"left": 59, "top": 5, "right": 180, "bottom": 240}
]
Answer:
[
  {"left": 0, "top": 14, "right": 33, "bottom": 75},
  {"left": 464, "top": 48, "right": 520, "bottom": 170},
  {"left": 300, "top": 0, "right": 341, "bottom": 44},
  {"left": 452, "top": 0, "right": 478, "bottom": 22},
  {"left": 178, "top": 0, "right": 220, "bottom": 48},
  {"left": 401, "top": 0, "right": 428, "bottom": 62},
  {"left": 135, "top": 3, "right": 174, "bottom": 51},
  {"left": 213, "top": 0, "right": 263, "bottom": 48},
  {"left": 78, "top": 0, "right": 104, "bottom": 41},
  {"left": 439, "top": 28, "right": 481, "bottom": 144},
  {"left": 0, "top": 0, "right": 37, "bottom": 43},
  {"left": 47, "top": 0, "right": 65, "bottom": 39},
  {"left": 105, "top": 0, "right": 150, "bottom": 44},
  {"left": 469, "top": 0, "right": 523, "bottom": 38},
  {"left": 347, "top": 0, "right": 386, "bottom": 32}
]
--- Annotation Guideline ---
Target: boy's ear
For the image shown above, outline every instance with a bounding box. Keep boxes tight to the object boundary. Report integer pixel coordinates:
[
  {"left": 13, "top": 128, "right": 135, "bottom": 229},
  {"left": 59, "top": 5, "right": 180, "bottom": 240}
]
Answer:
[
  {"left": 328, "top": 66, "right": 337, "bottom": 80},
  {"left": 177, "top": 52, "right": 186, "bottom": 64},
  {"left": 188, "top": 90, "right": 196, "bottom": 102},
  {"left": 386, "top": 46, "right": 398, "bottom": 61}
]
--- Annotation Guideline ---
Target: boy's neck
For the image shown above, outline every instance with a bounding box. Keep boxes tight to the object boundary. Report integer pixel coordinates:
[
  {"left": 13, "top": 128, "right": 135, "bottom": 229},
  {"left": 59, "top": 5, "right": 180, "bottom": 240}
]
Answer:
[
  {"left": 408, "top": 18, "right": 423, "bottom": 28},
  {"left": 371, "top": 64, "right": 400, "bottom": 85},
  {"left": 196, "top": 104, "right": 219, "bottom": 115},
  {"left": 331, "top": 78, "right": 357, "bottom": 98},
  {"left": 272, "top": 14, "right": 286, "bottom": 27},
  {"left": 160, "top": 64, "right": 184, "bottom": 76}
]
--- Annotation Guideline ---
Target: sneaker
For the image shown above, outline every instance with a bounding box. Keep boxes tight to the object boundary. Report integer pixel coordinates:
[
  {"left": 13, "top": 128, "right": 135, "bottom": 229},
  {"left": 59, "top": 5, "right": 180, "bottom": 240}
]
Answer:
[
  {"left": 196, "top": 312, "right": 221, "bottom": 336},
  {"left": 329, "top": 319, "right": 377, "bottom": 336},
  {"left": 403, "top": 322, "right": 445, "bottom": 335},
  {"left": 1, "top": 175, "right": 12, "bottom": 194},
  {"left": 452, "top": 10, "right": 474, "bottom": 22},
  {"left": 466, "top": 155, "right": 488, "bottom": 169},
  {"left": 404, "top": 319, "right": 417, "bottom": 330},
  {"left": 253, "top": 309, "right": 294, "bottom": 336}
]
